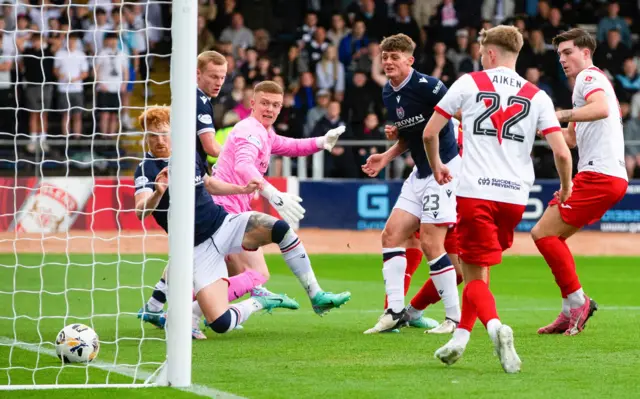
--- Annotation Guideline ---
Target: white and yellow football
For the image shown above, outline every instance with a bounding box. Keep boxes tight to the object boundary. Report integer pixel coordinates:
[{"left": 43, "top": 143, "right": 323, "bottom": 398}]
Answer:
[{"left": 55, "top": 324, "right": 100, "bottom": 363}]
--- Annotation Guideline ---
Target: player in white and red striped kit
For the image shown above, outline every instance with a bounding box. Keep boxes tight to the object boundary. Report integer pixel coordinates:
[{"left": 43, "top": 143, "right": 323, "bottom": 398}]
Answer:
[
  {"left": 422, "top": 25, "right": 573, "bottom": 373},
  {"left": 532, "top": 28, "right": 629, "bottom": 336}
]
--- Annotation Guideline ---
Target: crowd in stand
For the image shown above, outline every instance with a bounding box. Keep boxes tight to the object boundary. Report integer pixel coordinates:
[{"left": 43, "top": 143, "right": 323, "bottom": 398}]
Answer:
[{"left": 3, "top": 0, "right": 640, "bottom": 179}]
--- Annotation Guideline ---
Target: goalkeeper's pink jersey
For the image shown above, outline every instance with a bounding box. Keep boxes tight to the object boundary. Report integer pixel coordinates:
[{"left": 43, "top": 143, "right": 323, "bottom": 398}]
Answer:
[{"left": 212, "top": 116, "right": 320, "bottom": 213}]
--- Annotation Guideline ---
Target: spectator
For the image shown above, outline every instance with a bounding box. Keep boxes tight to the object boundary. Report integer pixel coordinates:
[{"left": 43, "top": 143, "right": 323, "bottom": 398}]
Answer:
[
  {"left": 341, "top": 70, "right": 382, "bottom": 133},
  {"left": 84, "top": 7, "right": 111, "bottom": 55},
  {"left": 594, "top": 28, "right": 631, "bottom": 79},
  {"left": 253, "top": 29, "right": 270, "bottom": 58},
  {"left": 276, "top": 90, "right": 303, "bottom": 138},
  {"left": 312, "top": 100, "right": 357, "bottom": 178},
  {"left": 597, "top": 1, "right": 631, "bottom": 48},
  {"left": 0, "top": 33, "right": 14, "bottom": 138},
  {"left": 446, "top": 28, "right": 470, "bottom": 74},
  {"left": 123, "top": 4, "right": 150, "bottom": 99},
  {"left": 624, "top": 115, "right": 640, "bottom": 178},
  {"left": 304, "top": 89, "right": 330, "bottom": 137},
  {"left": 355, "top": 112, "right": 385, "bottom": 176},
  {"left": 390, "top": 1, "right": 420, "bottom": 45},
  {"left": 21, "top": 32, "right": 55, "bottom": 152},
  {"left": 95, "top": 32, "right": 128, "bottom": 136},
  {"left": 421, "top": 40, "right": 456, "bottom": 84},
  {"left": 531, "top": 0, "right": 551, "bottom": 29},
  {"left": 280, "top": 45, "right": 308, "bottom": 87},
  {"left": 198, "top": 14, "right": 216, "bottom": 53},
  {"left": 458, "top": 40, "right": 482, "bottom": 74},
  {"left": 615, "top": 58, "right": 640, "bottom": 105},
  {"left": 297, "top": 11, "right": 318, "bottom": 47},
  {"left": 541, "top": 8, "right": 569, "bottom": 44},
  {"left": 429, "top": 0, "right": 460, "bottom": 47},
  {"left": 517, "top": 28, "right": 557, "bottom": 79},
  {"left": 53, "top": 31, "right": 89, "bottom": 137},
  {"left": 219, "top": 12, "right": 254, "bottom": 56},
  {"left": 294, "top": 71, "right": 316, "bottom": 117},
  {"left": 412, "top": 0, "right": 441, "bottom": 28},
  {"left": 352, "top": 41, "right": 377, "bottom": 76},
  {"left": 315, "top": 46, "right": 345, "bottom": 98},
  {"left": 232, "top": 87, "right": 253, "bottom": 120},
  {"left": 525, "top": 66, "right": 554, "bottom": 100},
  {"left": 338, "top": 20, "right": 369, "bottom": 68},
  {"left": 211, "top": 0, "right": 237, "bottom": 38},
  {"left": 240, "top": 47, "right": 259, "bottom": 84},
  {"left": 304, "top": 26, "right": 330, "bottom": 72},
  {"left": 347, "top": 0, "right": 387, "bottom": 41},
  {"left": 481, "top": 0, "right": 515, "bottom": 25},
  {"left": 221, "top": 74, "right": 246, "bottom": 111},
  {"left": 255, "top": 56, "right": 273, "bottom": 82},
  {"left": 327, "top": 13, "right": 350, "bottom": 48}
]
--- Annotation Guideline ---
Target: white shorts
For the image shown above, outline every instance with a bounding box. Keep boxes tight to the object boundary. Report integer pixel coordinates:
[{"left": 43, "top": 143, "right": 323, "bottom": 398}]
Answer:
[
  {"left": 393, "top": 155, "right": 461, "bottom": 225},
  {"left": 192, "top": 212, "right": 253, "bottom": 294}
]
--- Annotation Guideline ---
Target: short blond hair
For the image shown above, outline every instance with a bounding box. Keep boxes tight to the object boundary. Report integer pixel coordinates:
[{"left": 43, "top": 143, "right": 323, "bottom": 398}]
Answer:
[
  {"left": 254, "top": 80, "right": 284, "bottom": 95},
  {"left": 479, "top": 25, "right": 523, "bottom": 54},
  {"left": 197, "top": 50, "right": 227, "bottom": 70},
  {"left": 380, "top": 33, "right": 416, "bottom": 54},
  {"left": 138, "top": 106, "right": 170, "bottom": 132}
]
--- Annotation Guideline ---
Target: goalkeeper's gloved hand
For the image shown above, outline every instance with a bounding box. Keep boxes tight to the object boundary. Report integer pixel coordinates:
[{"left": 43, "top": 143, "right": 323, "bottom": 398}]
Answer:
[
  {"left": 260, "top": 184, "right": 306, "bottom": 224},
  {"left": 316, "top": 125, "right": 346, "bottom": 152}
]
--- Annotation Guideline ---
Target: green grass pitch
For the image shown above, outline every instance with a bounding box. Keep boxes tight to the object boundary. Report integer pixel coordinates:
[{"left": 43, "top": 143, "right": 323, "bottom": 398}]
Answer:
[{"left": 0, "top": 253, "right": 639, "bottom": 398}]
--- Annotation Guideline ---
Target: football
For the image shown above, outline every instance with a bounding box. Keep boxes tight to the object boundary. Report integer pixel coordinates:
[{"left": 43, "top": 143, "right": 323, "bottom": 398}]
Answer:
[{"left": 55, "top": 324, "right": 100, "bottom": 364}]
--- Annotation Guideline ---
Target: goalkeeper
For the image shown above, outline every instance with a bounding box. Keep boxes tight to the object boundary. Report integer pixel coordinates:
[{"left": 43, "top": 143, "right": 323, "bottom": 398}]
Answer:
[{"left": 211, "top": 80, "right": 351, "bottom": 315}]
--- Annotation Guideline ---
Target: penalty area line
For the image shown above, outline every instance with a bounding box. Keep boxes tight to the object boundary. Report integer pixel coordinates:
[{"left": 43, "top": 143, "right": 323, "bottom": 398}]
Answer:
[{"left": 0, "top": 336, "right": 246, "bottom": 399}]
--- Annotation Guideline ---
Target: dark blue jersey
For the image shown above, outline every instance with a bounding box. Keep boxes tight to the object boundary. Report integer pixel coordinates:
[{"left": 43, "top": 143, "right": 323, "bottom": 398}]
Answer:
[
  {"left": 196, "top": 88, "right": 216, "bottom": 166},
  {"left": 134, "top": 153, "right": 228, "bottom": 246},
  {"left": 383, "top": 69, "right": 458, "bottom": 178}
]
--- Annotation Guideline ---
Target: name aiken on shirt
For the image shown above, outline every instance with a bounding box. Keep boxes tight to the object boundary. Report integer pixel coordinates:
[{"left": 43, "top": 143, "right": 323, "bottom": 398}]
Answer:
[{"left": 493, "top": 75, "right": 523, "bottom": 88}]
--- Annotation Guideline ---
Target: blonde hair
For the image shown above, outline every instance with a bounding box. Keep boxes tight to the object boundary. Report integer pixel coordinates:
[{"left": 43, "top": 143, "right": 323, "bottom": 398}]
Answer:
[
  {"left": 320, "top": 46, "right": 339, "bottom": 83},
  {"left": 380, "top": 33, "right": 416, "bottom": 54},
  {"left": 138, "top": 106, "right": 170, "bottom": 132},
  {"left": 197, "top": 50, "right": 227, "bottom": 70},
  {"left": 479, "top": 25, "right": 524, "bottom": 54},
  {"left": 254, "top": 80, "right": 284, "bottom": 95}
]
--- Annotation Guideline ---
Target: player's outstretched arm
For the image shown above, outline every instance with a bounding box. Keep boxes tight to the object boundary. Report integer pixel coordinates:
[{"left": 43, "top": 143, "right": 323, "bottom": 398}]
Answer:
[
  {"left": 556, "top": 91, "right": 609, "bottom": 123},
  {"left": 271, "top": 126, "right": 345, "bottom": 157},
  {"left": 204, "top": 175, "right": 262, "bottom": 196}
]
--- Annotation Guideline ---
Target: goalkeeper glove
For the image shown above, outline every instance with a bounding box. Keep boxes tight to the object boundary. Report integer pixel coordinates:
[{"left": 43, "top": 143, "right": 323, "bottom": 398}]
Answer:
[
  {"left": 260, "top": 184, "right": 306, "bottom": 224},
  {"left": 316, "top": 126, "right": 345, "bottom": 152}
]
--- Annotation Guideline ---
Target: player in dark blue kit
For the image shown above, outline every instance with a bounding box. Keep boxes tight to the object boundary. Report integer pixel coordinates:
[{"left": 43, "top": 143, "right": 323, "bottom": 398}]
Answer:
[
  {"left": 133, "top": 106, "right": 307, "bottom": 335},
  {"left": 195, "top": 51, "right": 227, "bottom": 168},
  {"left": 362, "top": 34, "right": 462, "bottom": 334}
]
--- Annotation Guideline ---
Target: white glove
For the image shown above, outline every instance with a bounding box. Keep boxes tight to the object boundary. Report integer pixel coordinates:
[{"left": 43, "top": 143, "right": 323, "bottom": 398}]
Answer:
[
  {"left": 260, "top": 184, "right": 306, "bottom": 224},
  {"left": 316, "top": 126, "right": 345, "bottom": 152}
]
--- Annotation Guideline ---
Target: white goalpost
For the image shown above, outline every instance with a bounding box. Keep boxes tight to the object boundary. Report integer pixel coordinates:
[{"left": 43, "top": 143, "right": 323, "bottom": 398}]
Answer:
[{"left": 0, "top": 0, "right": 196, "bottom": 390}]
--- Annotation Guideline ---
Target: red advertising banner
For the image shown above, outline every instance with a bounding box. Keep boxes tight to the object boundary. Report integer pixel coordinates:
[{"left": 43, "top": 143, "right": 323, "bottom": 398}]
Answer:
[{"left": 1, "top": 177, "right": 293, "bottom": 232}]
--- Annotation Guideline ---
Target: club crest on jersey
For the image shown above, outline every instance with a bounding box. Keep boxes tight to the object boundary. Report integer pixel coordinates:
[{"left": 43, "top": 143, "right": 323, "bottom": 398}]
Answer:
[
  {"left": 396, "top": 107, "right": 405, "bottom": 119},
  {"left": 585, "top": 76, "right": 594, "bottom": 82}
]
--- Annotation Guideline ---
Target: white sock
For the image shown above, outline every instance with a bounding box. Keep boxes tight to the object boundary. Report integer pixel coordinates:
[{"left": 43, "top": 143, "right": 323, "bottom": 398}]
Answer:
[
  {"left": 382, "top": 247, "right": 406, "bottom": 313},
  {"left": 452, "top": 328, "right": 471, "bottom": 347},
  {"left": 405, "top": 304, "right": 423, "bottom": 320},
  {"left": 562, "top": 298, "right": 571, "bottom": 316},
  {"left": 428, "top": 253, "right": 460, "bottom": 322},
  {"left": 147, "top": 297, "right": 164, "bottom": 312},
  {"left": 29, "top": 133, "right": 37, "bottom": 142},
  {"left": 567, "top": 288, "right": 585, "bottom": 309},
  {"left": 278, "top": 229, "right": 322, "bottom": 298},
  {"left": 230, "top": 298, "right": 264, "bottom": 325},
  {"left": 191, "top": 300, "right": 203, "bottom": 329},
  {"left": 487, "top": 318, "right": 502, "bottom": 343}
]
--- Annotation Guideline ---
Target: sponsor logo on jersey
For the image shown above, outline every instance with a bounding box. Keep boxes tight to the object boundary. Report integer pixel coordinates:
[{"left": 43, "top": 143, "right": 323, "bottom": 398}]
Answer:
[
  {"left": 396, "top": 95, "right": 401, "bottom": 103},
  {"left": 433, "top": 80, "right": 443, "bottom": 94},
  {"left": 200, "top": 95, "right": 208, "bottom": 104},
  {"left": 246, "top": 135, "right": 263, "bottom": 149},
  {"left": 198, "top": 113, "right": 213, "bottom": 124},
  {"left": 394, "top": 113, "right": 425, "bottom": 129},
  {"left": 419, "top": 77, "right": 428, "bottom": 83},
  {"left": 135, "top": 175, "right": 148, "bottom": 188}
]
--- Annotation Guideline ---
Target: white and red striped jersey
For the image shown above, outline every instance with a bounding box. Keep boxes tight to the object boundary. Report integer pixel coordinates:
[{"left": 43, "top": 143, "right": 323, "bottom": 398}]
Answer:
[
  {"left": 434, "top": 67, "right": 561, "bottom": 206},
  {"left": 572, "top": 66, "right": 628, "bottom": 181}
]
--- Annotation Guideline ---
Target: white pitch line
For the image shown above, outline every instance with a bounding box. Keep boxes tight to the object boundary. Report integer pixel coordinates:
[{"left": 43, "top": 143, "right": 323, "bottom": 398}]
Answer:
[{"left": 0, "top": 337, "right": 245, "bottom": 399}]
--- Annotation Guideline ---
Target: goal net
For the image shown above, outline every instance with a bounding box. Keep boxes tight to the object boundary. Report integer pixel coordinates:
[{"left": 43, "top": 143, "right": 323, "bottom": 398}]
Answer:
[{"left": 0, "top": 0, "right": 195, "bottom": 389}]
